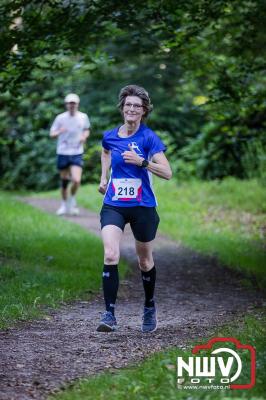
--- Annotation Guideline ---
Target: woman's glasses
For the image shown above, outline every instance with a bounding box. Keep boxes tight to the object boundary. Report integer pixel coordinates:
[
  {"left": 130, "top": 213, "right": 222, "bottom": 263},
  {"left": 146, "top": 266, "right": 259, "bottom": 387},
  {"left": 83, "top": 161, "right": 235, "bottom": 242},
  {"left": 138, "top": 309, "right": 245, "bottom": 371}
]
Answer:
[{"left": 124, "top": 102, "right": 143, "bottom": 110}]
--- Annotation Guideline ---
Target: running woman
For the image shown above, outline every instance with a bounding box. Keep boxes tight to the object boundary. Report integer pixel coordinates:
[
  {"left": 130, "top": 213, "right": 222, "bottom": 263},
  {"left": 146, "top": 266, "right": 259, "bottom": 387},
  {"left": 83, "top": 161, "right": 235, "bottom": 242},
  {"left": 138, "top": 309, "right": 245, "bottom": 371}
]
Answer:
[
  {"left": 97, "top": 85, "right": 172, "bottom": 333},
  {"left": 50, "top": 93, "right": 90, "bottom": 215}
]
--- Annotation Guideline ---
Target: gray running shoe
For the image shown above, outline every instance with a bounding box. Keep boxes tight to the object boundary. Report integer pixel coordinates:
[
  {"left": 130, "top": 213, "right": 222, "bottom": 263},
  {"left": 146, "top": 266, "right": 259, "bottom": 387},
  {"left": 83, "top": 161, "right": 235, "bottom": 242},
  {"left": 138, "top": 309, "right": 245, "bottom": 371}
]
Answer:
[
  {"left": 141, "top": 306, "right": 157, "bottom": 333},
  {"left": 97, "top": 311, "right": 117, "bottom": 332}
]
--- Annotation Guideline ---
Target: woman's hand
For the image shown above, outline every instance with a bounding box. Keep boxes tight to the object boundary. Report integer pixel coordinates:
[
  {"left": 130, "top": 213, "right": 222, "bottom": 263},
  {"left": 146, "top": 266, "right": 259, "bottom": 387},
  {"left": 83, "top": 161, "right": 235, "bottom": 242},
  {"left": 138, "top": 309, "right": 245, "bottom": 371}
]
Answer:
[
  {"left": 98, "top": 178, "right": 108, "bottom": 194},
  {"left": 122, "top": 144, "right": 143, "bottom": 166}
]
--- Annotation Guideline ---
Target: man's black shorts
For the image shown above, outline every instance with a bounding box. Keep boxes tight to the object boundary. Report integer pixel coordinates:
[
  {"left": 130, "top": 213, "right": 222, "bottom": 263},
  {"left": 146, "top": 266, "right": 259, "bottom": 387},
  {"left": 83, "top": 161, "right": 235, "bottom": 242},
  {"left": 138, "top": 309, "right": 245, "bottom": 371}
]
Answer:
[
  {"left": 100, "top": 204, "right": 160, "bottom": 242},
  {"left": 57, "top": 154, "right": 83, "bottom": 170}
]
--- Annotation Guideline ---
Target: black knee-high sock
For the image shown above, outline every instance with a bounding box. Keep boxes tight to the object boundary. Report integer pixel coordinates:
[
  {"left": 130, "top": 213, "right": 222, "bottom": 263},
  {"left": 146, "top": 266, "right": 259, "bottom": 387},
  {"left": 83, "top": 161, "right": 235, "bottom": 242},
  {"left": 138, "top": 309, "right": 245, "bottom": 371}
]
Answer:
[
  {"left": 141, "top": 266, "right": 156, "bottom": 308},
  {"left": 102, "top": 264, "right": 119, "bottom": 315}
]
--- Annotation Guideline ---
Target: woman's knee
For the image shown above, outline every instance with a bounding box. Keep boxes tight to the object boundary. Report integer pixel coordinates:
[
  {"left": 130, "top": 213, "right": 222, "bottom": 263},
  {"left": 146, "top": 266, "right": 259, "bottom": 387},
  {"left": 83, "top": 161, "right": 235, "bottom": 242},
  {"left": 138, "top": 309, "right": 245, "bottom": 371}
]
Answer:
[
  {"left": 138, "top": 255, "right": 154, "bottom": 271},
  {"left": 104, "top": 247, "right": 120, "bottom": 264}
]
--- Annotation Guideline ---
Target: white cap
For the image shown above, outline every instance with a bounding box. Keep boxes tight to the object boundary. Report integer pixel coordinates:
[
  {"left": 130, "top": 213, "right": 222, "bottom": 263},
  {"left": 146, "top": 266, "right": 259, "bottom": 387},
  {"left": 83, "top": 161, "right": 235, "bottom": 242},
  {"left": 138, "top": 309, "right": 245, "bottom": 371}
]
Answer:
[{"left": 64, "top": 93, "right": 80, "bottom": 103}]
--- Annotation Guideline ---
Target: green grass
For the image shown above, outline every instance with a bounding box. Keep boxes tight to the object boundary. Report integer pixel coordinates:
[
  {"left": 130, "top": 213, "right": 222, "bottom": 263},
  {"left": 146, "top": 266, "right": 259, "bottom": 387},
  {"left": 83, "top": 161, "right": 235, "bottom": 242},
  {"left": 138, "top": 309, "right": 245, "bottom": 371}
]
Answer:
[
  {"left": 50, "top": 312, "right": 266, "bottom": 400},
  {"left": 40, "top": 177, "right": 266, "bottom": 287},
  {"left": 155, "top": 178, "right": 266, "bottom": 287},
  {"left": 0, "top": 192, "right": 127, "bottom": 329}
]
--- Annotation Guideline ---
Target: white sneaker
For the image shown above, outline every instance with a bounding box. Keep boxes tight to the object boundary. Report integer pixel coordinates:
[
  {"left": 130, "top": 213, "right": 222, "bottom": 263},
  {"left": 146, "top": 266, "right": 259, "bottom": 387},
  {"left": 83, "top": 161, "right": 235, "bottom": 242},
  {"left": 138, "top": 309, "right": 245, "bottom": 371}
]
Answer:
[
  {"left": 56, "top": 203, "right": 67, "bottom": 216},
  {"left": 67, "top": 196, "right": 79, "bottom": 215},
  {"left": 69, "top": 206, "right": 80, "bottom": 216}
]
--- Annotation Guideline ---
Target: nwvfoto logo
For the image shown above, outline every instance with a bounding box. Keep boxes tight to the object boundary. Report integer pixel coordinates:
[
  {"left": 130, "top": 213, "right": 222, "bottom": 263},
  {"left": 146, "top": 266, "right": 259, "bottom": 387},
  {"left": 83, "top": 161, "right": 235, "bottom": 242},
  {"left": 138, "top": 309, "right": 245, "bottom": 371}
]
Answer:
[
  {"left": 177, "top": 337, "right": 256, "bottom": 390},
  {"left": 129, "top": 142, "right": 143, "bottom": 155}
]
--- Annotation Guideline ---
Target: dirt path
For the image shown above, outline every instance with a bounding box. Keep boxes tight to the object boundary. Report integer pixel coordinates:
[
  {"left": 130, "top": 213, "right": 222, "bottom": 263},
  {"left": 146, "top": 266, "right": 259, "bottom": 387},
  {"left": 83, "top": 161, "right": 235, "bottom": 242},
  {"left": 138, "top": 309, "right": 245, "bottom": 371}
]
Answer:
[{"left": 0, "top": 198, "right": 263, "bottom": 400}]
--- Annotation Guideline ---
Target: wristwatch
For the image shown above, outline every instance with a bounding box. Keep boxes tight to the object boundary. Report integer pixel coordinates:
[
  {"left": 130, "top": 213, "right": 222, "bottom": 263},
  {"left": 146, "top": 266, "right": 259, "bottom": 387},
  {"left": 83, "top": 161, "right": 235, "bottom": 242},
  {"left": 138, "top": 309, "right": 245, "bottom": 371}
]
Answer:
[{"left": 141, "top": 159, "right": 149, "bottom": 168}]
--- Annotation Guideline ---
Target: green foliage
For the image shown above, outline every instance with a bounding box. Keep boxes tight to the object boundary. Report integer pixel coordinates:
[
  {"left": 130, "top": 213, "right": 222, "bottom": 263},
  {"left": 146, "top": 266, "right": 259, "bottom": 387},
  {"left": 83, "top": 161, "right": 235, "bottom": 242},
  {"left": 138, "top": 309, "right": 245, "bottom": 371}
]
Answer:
[
  {"left": 1, "top": 1, "right": 266, "bottom": 188},
  {"left": 1, "top": 129, "right": 57, "bottom": 190},
  {"left": 241, "top": 139, "right": 266, "bottom": 184},
  {"left": 0, "top": 82, "right": 60, "bottom": 190},
  {"left": 83, "top": 143, "right": 102, "bottom": 183},
  {"left": 0, "top": 60, "right": 112, "bottom": 190},
  {"left": 161, "top": 0, "right": 266, "bottom": 181}
]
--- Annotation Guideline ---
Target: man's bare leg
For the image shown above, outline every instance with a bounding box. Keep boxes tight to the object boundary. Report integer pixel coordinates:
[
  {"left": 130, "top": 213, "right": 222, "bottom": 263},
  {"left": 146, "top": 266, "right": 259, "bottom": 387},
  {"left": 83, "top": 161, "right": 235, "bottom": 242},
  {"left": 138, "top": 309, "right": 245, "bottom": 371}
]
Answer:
[
  {"left": 68, "top": 165, "right": 82, "bottom": 214},
  {"left": 56, "top": 168, "right": 70, "bottom": 215}
]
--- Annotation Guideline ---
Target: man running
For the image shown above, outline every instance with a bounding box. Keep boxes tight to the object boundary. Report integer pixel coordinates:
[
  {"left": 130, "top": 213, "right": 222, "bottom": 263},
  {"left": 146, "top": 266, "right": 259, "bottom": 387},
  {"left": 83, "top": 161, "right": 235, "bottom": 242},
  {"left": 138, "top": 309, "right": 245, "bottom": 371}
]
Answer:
[
  {"left": 97, "top": 85, "right": 172, "bottom": 333},
  {"left": 50, "top": 93, "right": 90, "bottom": 215}
]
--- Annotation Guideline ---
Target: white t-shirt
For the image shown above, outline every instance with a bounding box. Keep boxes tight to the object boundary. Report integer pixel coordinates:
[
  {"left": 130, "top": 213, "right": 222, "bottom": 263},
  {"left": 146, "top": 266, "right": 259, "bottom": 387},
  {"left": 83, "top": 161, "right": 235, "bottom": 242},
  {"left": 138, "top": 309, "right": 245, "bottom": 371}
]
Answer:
[{"left": 50, "top": 111, "right": 90, "bottom": 155}]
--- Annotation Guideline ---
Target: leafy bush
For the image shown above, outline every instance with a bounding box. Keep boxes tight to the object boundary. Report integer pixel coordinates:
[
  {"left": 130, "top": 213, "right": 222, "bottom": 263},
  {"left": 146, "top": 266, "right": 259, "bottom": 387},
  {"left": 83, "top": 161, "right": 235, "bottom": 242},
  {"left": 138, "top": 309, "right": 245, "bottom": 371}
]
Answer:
[
  {"left": 1, "top": 0, "right": 266, "bottom": 190},
  {"left": 83, "top": 144, "right": 102, "bottom": 184}
]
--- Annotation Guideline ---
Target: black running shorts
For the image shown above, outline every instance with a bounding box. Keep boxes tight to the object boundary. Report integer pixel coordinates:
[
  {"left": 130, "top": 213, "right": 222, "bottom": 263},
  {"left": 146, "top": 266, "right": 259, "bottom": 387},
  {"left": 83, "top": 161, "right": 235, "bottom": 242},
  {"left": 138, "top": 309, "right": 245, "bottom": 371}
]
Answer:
[
  {"left": 100, "top": 204, "right": 160, "bottom": 242},
  {"left": 57, "top": 154, "right": 83, "bottom": 170}
]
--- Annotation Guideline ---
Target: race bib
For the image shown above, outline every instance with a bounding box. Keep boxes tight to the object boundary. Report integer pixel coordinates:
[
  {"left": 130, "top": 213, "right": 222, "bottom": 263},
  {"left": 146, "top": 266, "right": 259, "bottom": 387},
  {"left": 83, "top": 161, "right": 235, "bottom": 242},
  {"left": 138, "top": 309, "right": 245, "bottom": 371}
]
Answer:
[{"left": 112, "top": 178, "right": 142, "bottom": 201}]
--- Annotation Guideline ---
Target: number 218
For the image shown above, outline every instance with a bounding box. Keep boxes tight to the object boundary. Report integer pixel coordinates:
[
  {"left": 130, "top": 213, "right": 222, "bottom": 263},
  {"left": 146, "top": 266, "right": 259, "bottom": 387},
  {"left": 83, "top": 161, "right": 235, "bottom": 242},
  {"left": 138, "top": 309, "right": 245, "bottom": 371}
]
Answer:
[{"left": 118, "top": 187, "right": 135, "bottom": 196}]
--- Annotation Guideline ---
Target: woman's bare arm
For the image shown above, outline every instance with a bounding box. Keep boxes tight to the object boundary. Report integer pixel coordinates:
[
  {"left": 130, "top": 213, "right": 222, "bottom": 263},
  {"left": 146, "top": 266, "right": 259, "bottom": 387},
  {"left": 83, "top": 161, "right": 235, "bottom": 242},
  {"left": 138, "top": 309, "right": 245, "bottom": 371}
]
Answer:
[{"left": 99, "top": 148, "right": 111, "bottom": 194}]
